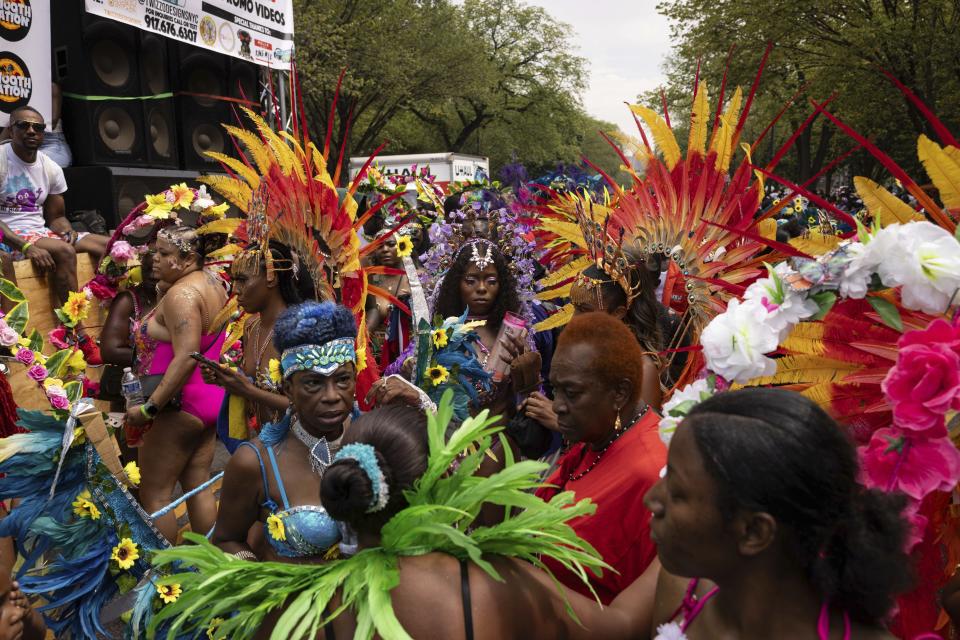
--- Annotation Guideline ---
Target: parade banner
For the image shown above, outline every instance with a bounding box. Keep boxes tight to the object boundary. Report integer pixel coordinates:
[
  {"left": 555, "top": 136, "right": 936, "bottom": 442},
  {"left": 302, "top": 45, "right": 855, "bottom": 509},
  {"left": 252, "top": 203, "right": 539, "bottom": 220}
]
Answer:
[
  {"left": 0, "top": 0, "right": 52, "bottom": 125},
  {"left": 84, "top": 0, "right": 295, "bottom": 70}
]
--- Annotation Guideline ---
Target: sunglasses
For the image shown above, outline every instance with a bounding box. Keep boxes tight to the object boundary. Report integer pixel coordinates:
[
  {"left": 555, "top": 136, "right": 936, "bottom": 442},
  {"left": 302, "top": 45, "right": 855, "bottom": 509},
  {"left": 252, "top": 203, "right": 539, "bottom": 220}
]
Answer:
[{"left": 12, "top": 121, "right": 45, "bottom": 133}]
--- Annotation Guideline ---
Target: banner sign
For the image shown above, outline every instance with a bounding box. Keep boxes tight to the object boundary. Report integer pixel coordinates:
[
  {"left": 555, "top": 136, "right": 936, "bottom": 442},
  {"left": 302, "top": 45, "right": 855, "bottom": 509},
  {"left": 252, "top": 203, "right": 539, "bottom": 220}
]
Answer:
[
  {"left": 0, "top": 0, "right": 52, "bottom": 125},
  {"left": 84, "top": 0, "right": 295, "bottom": 70}
]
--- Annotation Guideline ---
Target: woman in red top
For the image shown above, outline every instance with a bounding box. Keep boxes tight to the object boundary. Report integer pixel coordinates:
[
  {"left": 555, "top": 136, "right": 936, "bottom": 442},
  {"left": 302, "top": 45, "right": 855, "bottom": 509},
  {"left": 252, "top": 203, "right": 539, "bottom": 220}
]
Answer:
[{"left": 536, "top": 311, "right": 667, "bottom": 604}]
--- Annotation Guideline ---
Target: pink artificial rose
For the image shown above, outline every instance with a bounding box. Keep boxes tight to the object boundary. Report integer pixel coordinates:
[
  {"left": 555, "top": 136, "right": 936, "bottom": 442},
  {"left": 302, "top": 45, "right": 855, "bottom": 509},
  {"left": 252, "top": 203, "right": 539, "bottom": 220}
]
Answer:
[
  {"left": 15, "top": 347, "right": 33, "bottom": 365},
  {"left": 122, "top": 214, "right": 155, "bottom": 235},
  {"left": 109, "top": 240, "right": 136, "bottom": 262},
  {"left": 26, "top": 363, "right": 48, "bottom": 382},
  {"left": 48, "top": 326, "right": 70, "bottom": 349},
  {"left": 900, "top": 318, "right": 960, "bottom": 358},
  {"left": 881, "top": 342, "right": 960, "bottom": 433},
  {"left": 47, "top": 391, "right": 70, "bottom": 411},
  {"left": 859, "top": 428, "right": 960, "bottom": 500},
  {"left": 0, "top": 320, "right": 18, "bottom": 347}
]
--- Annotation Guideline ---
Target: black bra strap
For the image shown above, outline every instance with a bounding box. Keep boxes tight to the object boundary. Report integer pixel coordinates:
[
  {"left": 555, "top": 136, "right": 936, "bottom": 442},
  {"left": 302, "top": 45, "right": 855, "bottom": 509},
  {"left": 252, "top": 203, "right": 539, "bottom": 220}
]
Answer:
[{"left": 460, "top": 558, "right": 474, "bottom": 640}]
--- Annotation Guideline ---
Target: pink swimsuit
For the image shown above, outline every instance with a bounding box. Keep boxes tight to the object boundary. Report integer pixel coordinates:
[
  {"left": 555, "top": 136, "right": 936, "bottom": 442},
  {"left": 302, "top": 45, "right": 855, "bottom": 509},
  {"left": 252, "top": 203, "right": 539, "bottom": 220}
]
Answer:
[
  {"left": 133, "top": 307, "right": 225, "bottom": 428},
  {"left": 654, "top": 578, "right": 851, "bottom": 640}
]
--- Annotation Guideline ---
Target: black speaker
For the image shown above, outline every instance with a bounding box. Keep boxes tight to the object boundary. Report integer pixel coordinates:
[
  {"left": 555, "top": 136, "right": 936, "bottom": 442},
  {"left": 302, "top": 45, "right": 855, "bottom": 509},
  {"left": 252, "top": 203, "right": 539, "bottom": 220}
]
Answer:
[
  {"left": 53, "top": 10, "right": 147, "bottom": 166},
  {"left": 62, "top": 166, "right": 201, "bottom": 231},
  {"left": 229, "top": 59, "right": 260, "bottom": 105},
  {"left": 138, "top": 32, "right": 179, "bottom": 168},
  {"left": 174, "top": 44, "right": 230, "bottom": 171}
]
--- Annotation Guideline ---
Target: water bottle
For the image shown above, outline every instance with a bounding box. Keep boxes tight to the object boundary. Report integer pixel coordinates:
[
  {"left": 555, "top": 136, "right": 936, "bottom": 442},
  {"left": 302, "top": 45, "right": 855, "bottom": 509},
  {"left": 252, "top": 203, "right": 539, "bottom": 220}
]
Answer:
[{"left": 121, "top": 367, "right": 144, "bottom": 408}]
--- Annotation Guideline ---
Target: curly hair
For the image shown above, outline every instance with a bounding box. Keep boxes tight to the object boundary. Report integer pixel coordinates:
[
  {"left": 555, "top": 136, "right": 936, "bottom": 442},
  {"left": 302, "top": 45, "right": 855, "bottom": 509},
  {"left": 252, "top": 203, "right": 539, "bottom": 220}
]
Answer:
[
  {"left": 274, "top": 301, "right": 357, "bottom": 353},
  {"left": 434, "top": 243, "right": 520, "bottom": 330},
  {"left": 687, "top": 388, "right": 913, "bottom": 625},
  {"left": 555, "top": 311, "right": 645, "bottom": 405}
]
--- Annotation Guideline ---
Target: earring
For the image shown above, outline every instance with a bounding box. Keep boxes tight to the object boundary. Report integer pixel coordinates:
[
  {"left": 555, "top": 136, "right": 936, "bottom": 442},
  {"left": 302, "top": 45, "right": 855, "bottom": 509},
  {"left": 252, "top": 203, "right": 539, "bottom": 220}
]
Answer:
[{"left": 614, "top": 407, "right": 622, "bottom": 431}]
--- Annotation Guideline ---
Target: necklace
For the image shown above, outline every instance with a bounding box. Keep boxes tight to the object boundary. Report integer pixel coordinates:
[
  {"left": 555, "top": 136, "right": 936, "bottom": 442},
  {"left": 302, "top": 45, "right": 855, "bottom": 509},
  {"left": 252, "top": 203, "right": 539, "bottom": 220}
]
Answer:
[
  {"left": 566, "top": 405, "right": 650, "bottom": 483},
  {"left": 290, "top": 416, "right": 339, "bottom": 476}
]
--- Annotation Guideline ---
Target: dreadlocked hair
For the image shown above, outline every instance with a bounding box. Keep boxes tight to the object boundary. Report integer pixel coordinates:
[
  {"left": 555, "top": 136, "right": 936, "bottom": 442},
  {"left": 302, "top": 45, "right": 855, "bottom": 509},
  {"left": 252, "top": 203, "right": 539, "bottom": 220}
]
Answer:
[{"left": 434, "top": 243, "right": 520, "bottom": 331}]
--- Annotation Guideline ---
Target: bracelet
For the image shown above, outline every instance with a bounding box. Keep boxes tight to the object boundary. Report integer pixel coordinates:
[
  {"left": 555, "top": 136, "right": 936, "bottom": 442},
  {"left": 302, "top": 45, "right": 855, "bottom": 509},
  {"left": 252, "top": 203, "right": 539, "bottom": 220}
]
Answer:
[
  {"left": 20, "top": 241, "right": 31, "bottom": 253},
  {"left": 139, "top": 404, "right": 152, "bottom": 419},
  {"left": 233, "top": 550, "right": 257, "bottom": 561},
  {"left": 386, "top": 374, "right": 438, "bottom": 414}
]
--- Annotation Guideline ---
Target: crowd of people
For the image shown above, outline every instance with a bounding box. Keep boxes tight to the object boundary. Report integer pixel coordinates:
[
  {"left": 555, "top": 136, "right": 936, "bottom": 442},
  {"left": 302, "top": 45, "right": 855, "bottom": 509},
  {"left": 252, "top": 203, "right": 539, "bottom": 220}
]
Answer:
[{"left": 0, "top": 63, "right": 957, "bottom": 640}]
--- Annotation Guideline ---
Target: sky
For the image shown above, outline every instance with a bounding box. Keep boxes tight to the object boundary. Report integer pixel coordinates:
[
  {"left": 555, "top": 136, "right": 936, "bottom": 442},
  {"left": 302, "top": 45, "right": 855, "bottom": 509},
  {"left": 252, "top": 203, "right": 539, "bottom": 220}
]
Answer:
[{"left": 524, "top": 0, "right": 673, "bottom": 135}]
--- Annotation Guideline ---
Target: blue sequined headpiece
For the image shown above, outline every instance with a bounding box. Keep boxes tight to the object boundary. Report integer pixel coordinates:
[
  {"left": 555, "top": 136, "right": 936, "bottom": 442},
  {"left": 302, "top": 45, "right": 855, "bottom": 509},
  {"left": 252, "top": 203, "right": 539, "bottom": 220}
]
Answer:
[
  {"left": 280, "top": 338, "right": 356, "bottom": 379},
  {"left": 334, "top": 443, "right": 389, "bottom": 513}
]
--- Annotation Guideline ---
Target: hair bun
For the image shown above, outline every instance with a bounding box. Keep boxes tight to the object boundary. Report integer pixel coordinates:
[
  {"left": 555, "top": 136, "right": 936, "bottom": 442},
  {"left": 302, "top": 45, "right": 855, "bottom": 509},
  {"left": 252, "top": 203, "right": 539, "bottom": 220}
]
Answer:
[{"left": 321, "top": 459, "right": 374, "bottom": 523}]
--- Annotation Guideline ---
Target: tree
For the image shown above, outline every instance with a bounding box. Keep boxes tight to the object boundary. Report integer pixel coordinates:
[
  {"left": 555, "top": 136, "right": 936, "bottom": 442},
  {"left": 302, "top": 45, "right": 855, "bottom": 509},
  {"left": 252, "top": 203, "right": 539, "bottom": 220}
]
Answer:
[
  {"left": 408, "top": 0, "right": 587, "bottom": 153},
  {"left": 648, "top": 0, "right": 960, "bottom": 185},
  {"left": 292, "top": 0, "right": 484, "bottom": 177}
]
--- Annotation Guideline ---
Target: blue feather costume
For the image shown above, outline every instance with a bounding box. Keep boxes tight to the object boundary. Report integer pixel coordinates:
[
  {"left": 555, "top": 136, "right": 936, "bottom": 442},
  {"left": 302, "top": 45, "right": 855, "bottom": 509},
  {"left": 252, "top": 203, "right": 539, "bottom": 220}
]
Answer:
[{"left": 0, "top": 409, "right": 172, "bottom": 638}]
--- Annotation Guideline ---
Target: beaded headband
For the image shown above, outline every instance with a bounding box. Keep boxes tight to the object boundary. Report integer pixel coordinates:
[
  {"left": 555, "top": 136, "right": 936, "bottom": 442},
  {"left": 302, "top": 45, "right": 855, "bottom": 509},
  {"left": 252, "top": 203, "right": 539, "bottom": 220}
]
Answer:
[
  {"left": 454, "top": 238, "right": 496, "bottom": 271},
  {"left": 334, "top": 443, "right": 390, "bottom": 513},
  {"left": 280, "top": 338, "right": 356, "bottom": 379},
  {"left": 157, "top": 225, "right": 199, "bottom": 255}
]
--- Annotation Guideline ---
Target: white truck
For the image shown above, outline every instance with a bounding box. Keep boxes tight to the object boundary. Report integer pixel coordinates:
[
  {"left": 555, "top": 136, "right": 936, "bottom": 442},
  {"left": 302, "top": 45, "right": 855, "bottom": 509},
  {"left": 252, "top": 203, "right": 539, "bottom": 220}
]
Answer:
[{"left": 348, "top": 152, "right": 490, "bottom": 188}]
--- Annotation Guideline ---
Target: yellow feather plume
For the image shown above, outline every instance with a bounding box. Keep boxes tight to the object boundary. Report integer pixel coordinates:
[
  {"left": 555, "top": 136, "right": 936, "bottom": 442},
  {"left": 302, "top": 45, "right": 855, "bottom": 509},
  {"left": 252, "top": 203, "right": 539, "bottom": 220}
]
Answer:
[
  {"left": 789, "top": 234, "right": 841, "bottom": 255},
  {"left": 221, "top": 125, "right": 273, "bottom": 177},
  {"left": 534, "top": 303, "right": 574, "bottom": 332},
  {"left": 853, "top": 176, "right": 923, "bottom": 226},
  {"left": 198, "top": 174, "right": 252, "bottom": 211},
  {"left": 539, "top": 256, "right": 593, "bottom": 288},
  {"left": 536, "top": 281, "right": 573, "bottom": 301},
  {"left": 780, "top": 322, "right": 826, "bottom": 356},
  {"left": 196, "top": 218, "right": 242, "bottom": 236},
  {"left": 709, "top": 86, "right": 742, "bottom": 173},
  {"left": 206, "top": 243, "right": 242, "bottom": 259},
  {"left": 917, "top": 134, "right": 960, "bottom": 210},
  {"left": 210, "top": 297, "right": 238, "bottom": 334},
  {"left": 204, "top": 151, "right": 261, "bottom": 191},
  {"left": 688, "top": 82, "right": 709, "bottom": 158},
  {"left": 539, "top": 220, "right": 585, "bottom": 248},
  {"left": 748, "top": 355, "right": 857, "bottom": 386},
  {"left": 629, "top": 104, "right": 681, "bottom": 170}
]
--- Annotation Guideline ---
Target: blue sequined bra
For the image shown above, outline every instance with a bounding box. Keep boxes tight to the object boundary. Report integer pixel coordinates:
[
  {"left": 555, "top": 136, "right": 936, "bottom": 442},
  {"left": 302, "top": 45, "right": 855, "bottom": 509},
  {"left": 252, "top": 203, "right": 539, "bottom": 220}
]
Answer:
[{"left": 238, "top": 441, "right": 341, "bottom": 558}]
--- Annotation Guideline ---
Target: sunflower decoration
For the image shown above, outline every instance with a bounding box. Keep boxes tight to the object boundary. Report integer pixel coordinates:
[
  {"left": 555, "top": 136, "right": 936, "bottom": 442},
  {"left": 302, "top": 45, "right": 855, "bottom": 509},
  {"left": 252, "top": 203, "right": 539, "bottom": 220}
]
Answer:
[
  {"left": 268, "top": 358, "right": 282, "bottom": 385},
  {"left": 395, "top": 235, "right": 414, "bottom": 258},
  {"left": 156, "top": 582, "right": 182, "bottom": 604},
  {"left": 57, "top": 290, "right": 91, "bottom": 328},
  {"left": 207, "top": 618, "right": 228, "bottom": 640},
  {"left": 426, "top": 364, "right": 450, "bottom": 386},
  {"left": 124, "top": 461, "right": 141, "bottom": 487},
  {"left": 111, "top": 537, "right": 140, "bottom": 570},
  {"left": 411, "top": 311, "right": 491, "bottom": 420},
  {"left": 72, "top": 490, "right": 101, "bottom": 521},
  {"left": 267, "top": 514, "right": 286, "bottom": 541}
]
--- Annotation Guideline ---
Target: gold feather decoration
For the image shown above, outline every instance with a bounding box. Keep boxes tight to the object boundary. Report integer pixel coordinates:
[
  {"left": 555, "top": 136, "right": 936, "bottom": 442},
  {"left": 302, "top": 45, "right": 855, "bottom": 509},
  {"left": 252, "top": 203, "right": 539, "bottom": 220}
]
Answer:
[
  {"left": 918, "top": 134, "right": 960, "bottom": 211},
  {"left": 629, "top": 103, "right": 682, "bottom": 170},
  {"left": 853, "top": 176, "right": 923, "bottom": 226}
]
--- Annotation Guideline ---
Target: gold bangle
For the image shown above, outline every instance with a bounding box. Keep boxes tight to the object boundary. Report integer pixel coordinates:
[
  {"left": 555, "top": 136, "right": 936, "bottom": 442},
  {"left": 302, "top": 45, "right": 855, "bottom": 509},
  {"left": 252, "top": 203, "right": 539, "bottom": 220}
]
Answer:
[{"left": 21, "top": 241, "right": 31, "bottom": 253}]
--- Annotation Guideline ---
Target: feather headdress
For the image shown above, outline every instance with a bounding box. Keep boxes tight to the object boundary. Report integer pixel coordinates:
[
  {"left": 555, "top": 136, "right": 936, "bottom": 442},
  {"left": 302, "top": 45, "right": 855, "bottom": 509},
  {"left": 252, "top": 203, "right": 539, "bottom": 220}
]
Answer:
[{"left": 534, "top": 58, "right": 785, "bottom": 387}]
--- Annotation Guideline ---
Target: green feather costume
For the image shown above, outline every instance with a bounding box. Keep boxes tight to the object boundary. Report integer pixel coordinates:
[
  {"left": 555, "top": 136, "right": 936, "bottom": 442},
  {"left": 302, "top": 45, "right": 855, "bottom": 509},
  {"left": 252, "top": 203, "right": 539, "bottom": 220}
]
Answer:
[{"left": 148, "top": 392, "right": 608, "bottom": 640}]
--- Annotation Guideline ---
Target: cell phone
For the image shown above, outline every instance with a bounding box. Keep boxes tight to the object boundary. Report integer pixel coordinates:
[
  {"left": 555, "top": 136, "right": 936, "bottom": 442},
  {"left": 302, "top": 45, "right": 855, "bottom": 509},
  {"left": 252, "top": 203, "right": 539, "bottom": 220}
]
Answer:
[{"left": 190, "top": 352, "right": 223, "bottom": 369}]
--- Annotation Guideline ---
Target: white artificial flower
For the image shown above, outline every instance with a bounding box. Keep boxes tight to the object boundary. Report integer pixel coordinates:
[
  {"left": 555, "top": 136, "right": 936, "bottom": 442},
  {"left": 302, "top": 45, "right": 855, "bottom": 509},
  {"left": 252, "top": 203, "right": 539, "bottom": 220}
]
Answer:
[
  {"left": 659, "top": 377, "right": 716, "bottom": 444},
  {"left": 700, "top": 298, "right": 779, "bottom": 383},
  {"left": 191, "top": 185, "right": 216, "bottom": 212},
  {"left": 654, "top": 622, "right": 687, "bottom": 640},
  {"left": 838, "top": 242, "right": 872, "bottom": 299},
  {"left": 871, "top": 222, "right": 960, "bottom": 314},
  {"left": 742, "top": 263, "right": 818, "bottom": 340}
]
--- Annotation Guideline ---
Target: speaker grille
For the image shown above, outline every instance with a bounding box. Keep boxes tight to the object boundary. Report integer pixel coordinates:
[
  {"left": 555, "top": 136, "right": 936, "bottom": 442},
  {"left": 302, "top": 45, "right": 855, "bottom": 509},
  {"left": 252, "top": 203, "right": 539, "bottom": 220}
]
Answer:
[{"left": 96, "top": 106, "right": 138, "bottom": 154}]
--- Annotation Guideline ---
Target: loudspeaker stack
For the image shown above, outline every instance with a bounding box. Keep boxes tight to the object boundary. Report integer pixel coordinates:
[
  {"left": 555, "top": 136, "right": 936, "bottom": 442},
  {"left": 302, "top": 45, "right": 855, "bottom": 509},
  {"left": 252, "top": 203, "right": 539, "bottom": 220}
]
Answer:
[{"left": 51, "top": 2, "right": 260, "bottom": 227}]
